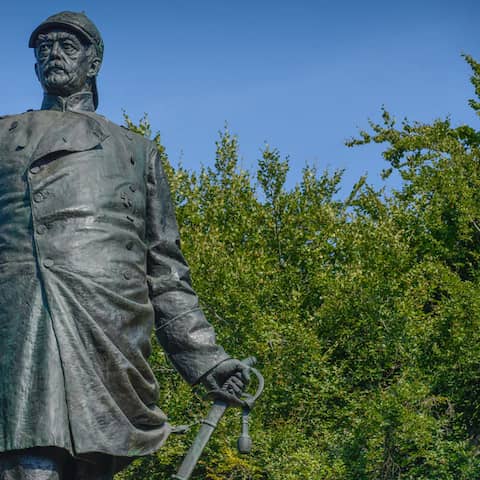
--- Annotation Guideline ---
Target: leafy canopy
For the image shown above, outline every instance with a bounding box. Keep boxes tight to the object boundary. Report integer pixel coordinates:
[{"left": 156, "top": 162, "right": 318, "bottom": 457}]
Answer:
[{"left": 118, "top": 56, "right": 480, "bottom": 479}]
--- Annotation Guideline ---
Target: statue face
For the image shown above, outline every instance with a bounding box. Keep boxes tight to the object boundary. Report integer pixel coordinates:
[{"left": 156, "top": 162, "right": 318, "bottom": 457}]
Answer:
[{"left": 34, "top": 29, "right": 99, "bottom": 97}]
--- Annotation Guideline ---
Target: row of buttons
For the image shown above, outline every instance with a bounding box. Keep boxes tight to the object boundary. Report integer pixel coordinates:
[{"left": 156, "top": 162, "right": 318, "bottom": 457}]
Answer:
[
  {"left": 30, "top": 165, "right": 50, "bottom": 248},
  {"left": 28, "top": 159, "right": 54, "bottom": 271},
  {"left": 123, "top": 149, "right": 137, "bottom": 279}
]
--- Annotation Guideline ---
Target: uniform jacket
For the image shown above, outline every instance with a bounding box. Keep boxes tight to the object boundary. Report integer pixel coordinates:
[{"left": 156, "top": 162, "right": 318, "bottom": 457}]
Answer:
[{"left": 0, "top": 92, "right": 229, "bottom": 460}]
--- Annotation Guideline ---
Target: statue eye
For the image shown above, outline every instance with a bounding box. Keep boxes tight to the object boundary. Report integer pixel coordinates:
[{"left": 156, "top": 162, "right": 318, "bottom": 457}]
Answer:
[
  {"left": 37, "top": 43, "right": 51, "bottom": 55},
  {"left": 62, "top": 41, "right": 77, "bottom": 53}
]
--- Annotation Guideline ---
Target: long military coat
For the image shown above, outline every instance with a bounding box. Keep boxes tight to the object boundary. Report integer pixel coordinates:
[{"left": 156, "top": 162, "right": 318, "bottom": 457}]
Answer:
[{"left": 0, "top": 93, "right": 229, "bottom": 460}]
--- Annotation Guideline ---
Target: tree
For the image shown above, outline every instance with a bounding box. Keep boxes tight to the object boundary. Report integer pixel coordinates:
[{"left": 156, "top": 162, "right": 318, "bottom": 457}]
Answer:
[{"left": 118, "top": 56, "right": 480, "bottom": 479}]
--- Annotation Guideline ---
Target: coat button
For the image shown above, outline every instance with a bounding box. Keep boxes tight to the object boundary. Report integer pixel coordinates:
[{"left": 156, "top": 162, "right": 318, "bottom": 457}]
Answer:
[
  {"left": 43, "top": 259, "right": 54, "bottom": 268},
  {"left": 129, "top": 184, "right": 137, "bottom": 192},
  {"left": 126, "top": 241, "right": 134, "bottom": 250},
  {"left": 30, "top": 165, "right": 41, "bottom": 174},
  {"left": 37, "top": 225, "right": 47, "bottom": 235},
  {"left": 123, "top": 271, "right": 131, "bottom": 280},
  {"left": 33, "top": 192, "right": 44, "bottom": 203}
]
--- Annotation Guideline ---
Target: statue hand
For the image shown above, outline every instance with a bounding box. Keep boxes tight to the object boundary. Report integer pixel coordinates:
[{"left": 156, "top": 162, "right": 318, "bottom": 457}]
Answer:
[{"left": 201, "top": 358, "right": 251, "bottom": 407}]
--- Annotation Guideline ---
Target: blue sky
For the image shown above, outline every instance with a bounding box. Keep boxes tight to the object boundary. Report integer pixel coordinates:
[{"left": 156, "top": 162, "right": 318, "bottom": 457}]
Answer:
[{"left": 2, "top": 1, "right": 480, "bottom": 195}]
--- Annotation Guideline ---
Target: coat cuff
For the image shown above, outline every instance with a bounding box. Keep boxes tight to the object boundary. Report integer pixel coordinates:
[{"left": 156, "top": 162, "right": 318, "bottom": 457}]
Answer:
[{"left": 167, "top": 348, "right": 230, "bottom": 385}]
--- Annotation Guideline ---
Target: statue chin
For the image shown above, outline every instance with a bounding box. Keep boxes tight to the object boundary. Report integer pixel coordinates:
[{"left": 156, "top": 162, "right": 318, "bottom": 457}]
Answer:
[{"left": 43, "top": 73, "right": 75, "bottom": 97}]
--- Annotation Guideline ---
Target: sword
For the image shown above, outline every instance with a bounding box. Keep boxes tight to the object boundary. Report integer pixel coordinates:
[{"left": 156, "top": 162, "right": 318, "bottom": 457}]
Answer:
[{"left": 171, "top": 357, "right": 264, "bottom": 480}]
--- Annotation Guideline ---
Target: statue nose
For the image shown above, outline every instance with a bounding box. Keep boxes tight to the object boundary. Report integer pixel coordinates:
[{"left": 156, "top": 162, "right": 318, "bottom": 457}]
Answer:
[{"left": 50, "top": 41, "right": 61, "bottom": 59}]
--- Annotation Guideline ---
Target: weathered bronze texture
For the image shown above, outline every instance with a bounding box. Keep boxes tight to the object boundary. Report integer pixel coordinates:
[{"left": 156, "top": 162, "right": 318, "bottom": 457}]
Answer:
[{"left": 0, "top": 11, "right": 249, "bottom": 479}]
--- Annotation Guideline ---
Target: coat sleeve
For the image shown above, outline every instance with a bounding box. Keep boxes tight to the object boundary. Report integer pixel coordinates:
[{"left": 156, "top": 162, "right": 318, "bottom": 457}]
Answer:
[{"left": 145, "top": 143, "right": 230, "bottom": 385}]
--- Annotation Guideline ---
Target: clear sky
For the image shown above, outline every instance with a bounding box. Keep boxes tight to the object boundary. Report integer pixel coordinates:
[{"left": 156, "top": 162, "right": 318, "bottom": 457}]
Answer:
[{"left": 2, "top": 1, "right": 480, "bottom": 195}]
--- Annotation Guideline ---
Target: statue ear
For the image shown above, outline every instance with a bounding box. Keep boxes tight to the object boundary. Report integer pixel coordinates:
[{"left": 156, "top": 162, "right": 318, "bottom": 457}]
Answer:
[{"left": 87, "top": 56, "right": 101, "bottom": 78}]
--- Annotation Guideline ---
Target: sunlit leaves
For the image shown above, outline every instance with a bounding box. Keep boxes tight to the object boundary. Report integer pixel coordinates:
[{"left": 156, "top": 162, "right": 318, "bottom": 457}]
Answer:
[{"left": 118, "top": 56, "right": 480, "bottom": 479}]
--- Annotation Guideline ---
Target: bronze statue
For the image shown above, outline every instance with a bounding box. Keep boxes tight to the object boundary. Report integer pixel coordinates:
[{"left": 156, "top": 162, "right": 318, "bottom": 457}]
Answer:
[{"left": 0, "top": 11, "right": 249, "bottom": 480}]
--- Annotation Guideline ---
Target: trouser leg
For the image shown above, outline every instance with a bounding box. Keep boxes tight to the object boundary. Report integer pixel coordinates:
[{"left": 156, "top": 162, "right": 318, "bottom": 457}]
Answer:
[
  {"left": 0, "top": 449, "right": 65, "bottom": 480},
  {"left": 70, "top": 457, "right": 115, "bottom": 480},
  {"left": 0, "top": 449, "right": 116, "bottom": 480}
]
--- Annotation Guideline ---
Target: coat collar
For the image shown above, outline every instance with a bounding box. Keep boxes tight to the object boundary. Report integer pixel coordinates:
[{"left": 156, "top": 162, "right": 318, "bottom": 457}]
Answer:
[{"left": 41, "top": 92, "right": 96, "bottom": 113}]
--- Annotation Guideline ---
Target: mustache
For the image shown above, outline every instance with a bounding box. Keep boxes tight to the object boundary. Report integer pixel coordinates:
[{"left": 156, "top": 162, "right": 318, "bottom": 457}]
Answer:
[{"left": 44, "top": 61, "right": 68, "bottom": 74}]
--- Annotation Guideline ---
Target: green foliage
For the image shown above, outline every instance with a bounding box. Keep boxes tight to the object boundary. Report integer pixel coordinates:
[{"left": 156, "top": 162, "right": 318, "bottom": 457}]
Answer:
[{"left": 118, "top": 57, "right": 480, "bottom": 479}]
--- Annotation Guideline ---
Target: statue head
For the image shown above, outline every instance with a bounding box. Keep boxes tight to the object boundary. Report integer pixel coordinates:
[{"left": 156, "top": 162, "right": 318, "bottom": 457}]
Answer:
[{"left": 29, "top": 11, "right": 104, "bottom": 109}]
